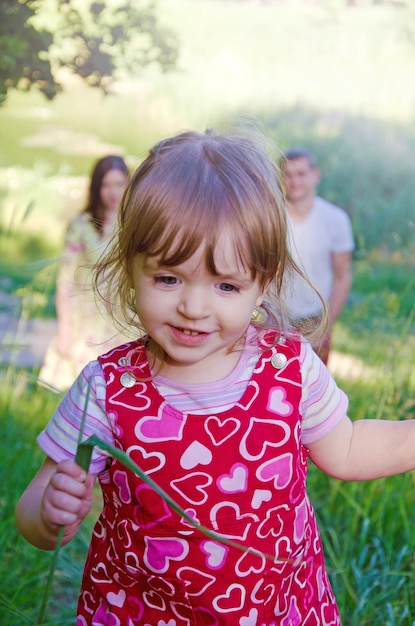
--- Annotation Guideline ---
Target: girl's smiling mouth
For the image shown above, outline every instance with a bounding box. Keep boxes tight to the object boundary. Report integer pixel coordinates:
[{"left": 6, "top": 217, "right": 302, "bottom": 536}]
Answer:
[{"left": 169, "top": 325, "right": 209, "bottom": 345}]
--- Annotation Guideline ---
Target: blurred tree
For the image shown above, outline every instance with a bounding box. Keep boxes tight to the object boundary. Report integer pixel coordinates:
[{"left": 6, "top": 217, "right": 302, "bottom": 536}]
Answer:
[
  {"left": 0, "top": 0, "right": 57, "bottom": 103},
  {"left": 0, "top": 0, "right": 179, "bottom": 106}
]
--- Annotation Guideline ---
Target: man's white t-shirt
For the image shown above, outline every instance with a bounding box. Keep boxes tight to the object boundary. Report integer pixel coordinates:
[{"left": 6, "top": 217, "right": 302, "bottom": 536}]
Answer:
[{"left": 286, "top": 196, "right": 354, "bottom": 319}]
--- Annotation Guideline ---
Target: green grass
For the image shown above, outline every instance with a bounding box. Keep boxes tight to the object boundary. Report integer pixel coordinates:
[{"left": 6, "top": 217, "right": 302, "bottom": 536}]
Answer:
[{"left": 0, "top": 382, "right": 91, "bottom": 626}]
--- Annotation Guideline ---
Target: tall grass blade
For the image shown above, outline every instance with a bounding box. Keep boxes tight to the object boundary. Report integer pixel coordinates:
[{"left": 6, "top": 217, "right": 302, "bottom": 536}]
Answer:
[
  {"left": 37, "top": 378, "right": 92, "bottom": 624},
  {"left": 36, "top": 526, "right": 65, "bottom": 625},
  {"left": 83, "top": 433, "right": 268, "bottom": 557}
]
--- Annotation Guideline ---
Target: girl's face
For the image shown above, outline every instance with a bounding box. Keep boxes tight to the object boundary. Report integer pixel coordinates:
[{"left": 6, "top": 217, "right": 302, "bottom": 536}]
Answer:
[
  {"left": 99, "top": 169, "right": 128, "bottom": 217},
  {"left": 131, "top": 231, "right": 264, "bottom": 383}
]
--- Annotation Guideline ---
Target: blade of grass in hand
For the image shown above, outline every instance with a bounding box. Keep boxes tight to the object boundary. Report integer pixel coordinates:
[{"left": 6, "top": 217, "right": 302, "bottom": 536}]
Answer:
[{"left": 37, "top": 377, "right": 93, "bottom": 624}]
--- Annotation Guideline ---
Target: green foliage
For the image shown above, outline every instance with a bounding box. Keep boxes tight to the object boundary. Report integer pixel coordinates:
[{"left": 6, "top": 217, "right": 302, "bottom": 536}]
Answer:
[
  {"left": 0, "top": 0, "right": 179, "bottom": 105},
  {"left": 42, "top": 0, "right": 179, "bottom": 89},
  {"left": 0, "top": 0, "right": 57, "bottom": 105}
]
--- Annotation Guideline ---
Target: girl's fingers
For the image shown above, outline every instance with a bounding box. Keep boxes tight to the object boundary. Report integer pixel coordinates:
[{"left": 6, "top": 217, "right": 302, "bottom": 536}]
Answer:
[{"left": 56, "top": 458, "right": 87, "bottom": 482}]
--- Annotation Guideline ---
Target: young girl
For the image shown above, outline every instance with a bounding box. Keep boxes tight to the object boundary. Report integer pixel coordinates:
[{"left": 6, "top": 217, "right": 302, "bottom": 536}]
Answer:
[
  {"left": 39, "top": 155, "right": 130, "bottom": 390},
  {"left": 16, "top": 129, "right": 415, "bottom": 626}
]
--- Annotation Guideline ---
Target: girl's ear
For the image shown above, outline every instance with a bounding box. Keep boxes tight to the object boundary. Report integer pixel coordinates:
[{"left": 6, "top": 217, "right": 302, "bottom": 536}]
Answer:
[
  {"left": 255, "top": 280, "right": 271, "bottom": 307},
  {"left": 255, "top": 293, "right": 264, "bottom": 307}
]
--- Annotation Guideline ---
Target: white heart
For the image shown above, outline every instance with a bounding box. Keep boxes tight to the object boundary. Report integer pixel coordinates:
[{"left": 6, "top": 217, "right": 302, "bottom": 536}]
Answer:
[
  {"left": 240, "top": 608, "right": 259, "bottom": 626},
  {"left": 218, "top": 464, "right": 248, "bottom": 493},
  {"left": 202, "top": 540, "right": 228, "bottom": 568},
  {"left": 106, "top": 588, "right": 126, "bottom": 607},
  {"left": 180, "top": 440, "right": 212, "bottom": 469},
  {"left": 251, "top": 489, "right": 272, "bottom": 509},
  {"left": 268, "top": 387, "right": 292, "bottom": 416}
]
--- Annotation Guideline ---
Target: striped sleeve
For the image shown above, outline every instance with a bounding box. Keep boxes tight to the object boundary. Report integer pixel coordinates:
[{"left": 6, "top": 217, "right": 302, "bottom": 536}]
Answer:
[
  {"left": 300, "top": 341, "right": 348, "bottom": 445},
  {"left": 37, "top": 360, "right": 114, "bottom": 474}
]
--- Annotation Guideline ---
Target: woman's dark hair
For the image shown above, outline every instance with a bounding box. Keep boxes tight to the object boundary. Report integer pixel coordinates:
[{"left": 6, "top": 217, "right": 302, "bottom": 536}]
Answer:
[{"left": 84, "top": 155, "right": 129, "bottom": 235}]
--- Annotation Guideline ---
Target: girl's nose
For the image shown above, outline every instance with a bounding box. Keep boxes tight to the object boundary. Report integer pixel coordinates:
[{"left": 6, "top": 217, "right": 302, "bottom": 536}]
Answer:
[{"left": 177, "top": 288, "right": 210, "bottom": 320}]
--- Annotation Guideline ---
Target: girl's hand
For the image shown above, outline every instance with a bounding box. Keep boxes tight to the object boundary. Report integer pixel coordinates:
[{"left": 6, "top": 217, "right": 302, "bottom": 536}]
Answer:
[
  {"left": 16, "top": 456, "right": 96, "bottom": 549},
  {"left": 41, "top": 459, "right": 94, "bottom": 533}
]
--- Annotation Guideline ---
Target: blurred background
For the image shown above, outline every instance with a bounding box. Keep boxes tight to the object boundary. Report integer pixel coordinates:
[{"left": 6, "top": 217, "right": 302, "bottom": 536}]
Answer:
[{"left": 2, "top": 0, "right": 415, "bottom": 256}]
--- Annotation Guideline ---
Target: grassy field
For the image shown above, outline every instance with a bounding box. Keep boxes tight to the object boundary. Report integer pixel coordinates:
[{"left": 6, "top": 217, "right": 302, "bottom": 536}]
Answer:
[{"left": 2, "top": 0, "right": 415, "bottom": 624}]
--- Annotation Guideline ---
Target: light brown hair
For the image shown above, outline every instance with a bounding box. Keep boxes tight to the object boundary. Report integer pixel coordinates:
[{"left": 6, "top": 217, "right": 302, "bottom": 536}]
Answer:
[{"left": 95, "top": 129, "right": 326, "bottom": 345}]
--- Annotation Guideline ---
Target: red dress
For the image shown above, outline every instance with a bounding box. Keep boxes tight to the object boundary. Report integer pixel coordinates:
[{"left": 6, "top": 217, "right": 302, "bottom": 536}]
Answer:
[{"left": 76, "top": 332, "right": 341, "bottom": 625}]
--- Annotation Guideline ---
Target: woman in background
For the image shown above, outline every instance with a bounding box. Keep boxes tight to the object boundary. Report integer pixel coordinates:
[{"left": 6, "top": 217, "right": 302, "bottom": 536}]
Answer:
[{"left": 39, "top": 155, "right": 130, "bottom": 391}]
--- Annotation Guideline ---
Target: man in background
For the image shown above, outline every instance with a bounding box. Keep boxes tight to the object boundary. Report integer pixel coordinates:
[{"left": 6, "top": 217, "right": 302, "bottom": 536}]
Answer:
[{"left": 280, "top": 147, "right": 355, "bottom": 364}]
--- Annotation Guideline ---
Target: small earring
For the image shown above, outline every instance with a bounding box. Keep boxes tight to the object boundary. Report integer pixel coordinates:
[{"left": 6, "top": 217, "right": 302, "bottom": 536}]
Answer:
[{"left": 251, "top": 305, "right": 268, "bottom": 325}]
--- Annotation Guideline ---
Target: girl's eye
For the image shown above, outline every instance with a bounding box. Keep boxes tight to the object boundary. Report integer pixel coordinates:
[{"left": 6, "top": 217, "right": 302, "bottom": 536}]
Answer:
[
  {"left": 219, "top": 282, "right": 239, "bottom": 293},
  {"left": 154, "top": 275, "right": 178, "bottom": 285}
]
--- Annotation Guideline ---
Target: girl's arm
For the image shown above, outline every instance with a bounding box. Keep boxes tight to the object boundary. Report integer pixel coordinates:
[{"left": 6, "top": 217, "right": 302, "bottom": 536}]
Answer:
[
  {"left": 15, "top": 456, "right": 95, "bottom": 550},
  {"left": 308, "top": 414, "right": 415, "bottom": 481}
]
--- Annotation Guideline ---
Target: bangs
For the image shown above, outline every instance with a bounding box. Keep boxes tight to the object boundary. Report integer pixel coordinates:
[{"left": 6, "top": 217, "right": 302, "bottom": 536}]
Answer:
[{"left": 120, "top": 131, "right": 286, "bottom": 288}]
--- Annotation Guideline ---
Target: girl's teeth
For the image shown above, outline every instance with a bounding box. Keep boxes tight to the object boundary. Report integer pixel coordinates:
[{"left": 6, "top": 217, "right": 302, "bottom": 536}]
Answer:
[{"left": 182, "top": 329, "right": 199, "bottom": 336}]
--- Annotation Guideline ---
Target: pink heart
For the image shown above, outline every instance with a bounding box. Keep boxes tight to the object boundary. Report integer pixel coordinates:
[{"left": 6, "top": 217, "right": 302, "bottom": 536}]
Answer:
[
  {"left": 113, "top": 470, "right": 131, "bottom": 503},
  {"left": 281, "top": 596, "right": 302, "bottom": 626},
  {"left": 136, "top": 402, "right": 186, "bottom": 442},
  {"left": 181, "top": 508, "right": 200, "bottom": 529},
  {"left": 217, "top": 463, "right": 248, "bottom": 494},
  {"left": 257, "top": 453, "right": 293, "bottom": 489},
  {"left": 106, "top": 589, "right": 126, "bottom": 608},
  {"left": 201, "top": 541, "right": 228, "bottom": 570},
  {"left": 91, "top": 605, "right": 118, "bottom": 625},
  {"left": 144, "top": 537, "right": 189, "bottom": 574},
  {"left": 267, "top": 386, "right": 293, "bottom": 417}
]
